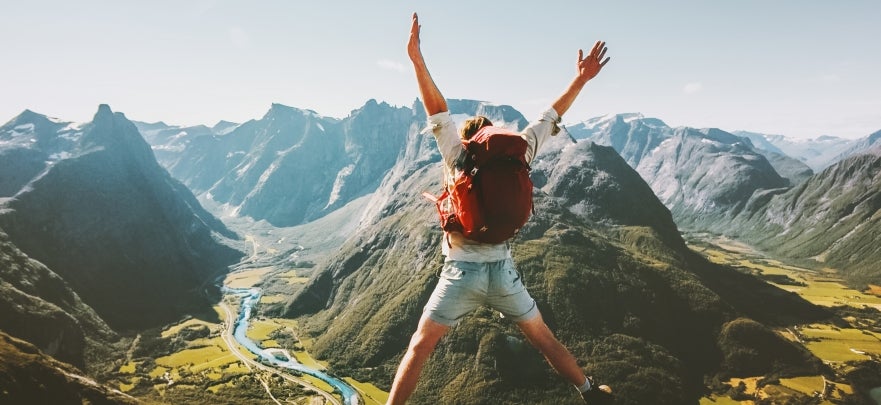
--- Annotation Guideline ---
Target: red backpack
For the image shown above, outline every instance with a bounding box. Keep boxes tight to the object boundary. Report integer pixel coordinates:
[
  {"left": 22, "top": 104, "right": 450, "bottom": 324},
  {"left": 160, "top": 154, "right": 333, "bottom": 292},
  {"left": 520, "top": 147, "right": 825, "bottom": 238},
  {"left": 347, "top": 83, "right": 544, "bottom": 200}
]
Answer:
[{"left": 424, "top": 126, "right": 534, "bottom": 244}]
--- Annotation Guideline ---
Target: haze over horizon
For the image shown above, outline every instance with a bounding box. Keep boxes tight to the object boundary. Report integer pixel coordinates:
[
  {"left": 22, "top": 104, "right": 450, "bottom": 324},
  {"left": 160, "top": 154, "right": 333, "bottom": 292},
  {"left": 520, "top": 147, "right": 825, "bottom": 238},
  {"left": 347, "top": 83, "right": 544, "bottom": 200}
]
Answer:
[{"left": 2, "top": 1, "right": 879, "bottom": 139}]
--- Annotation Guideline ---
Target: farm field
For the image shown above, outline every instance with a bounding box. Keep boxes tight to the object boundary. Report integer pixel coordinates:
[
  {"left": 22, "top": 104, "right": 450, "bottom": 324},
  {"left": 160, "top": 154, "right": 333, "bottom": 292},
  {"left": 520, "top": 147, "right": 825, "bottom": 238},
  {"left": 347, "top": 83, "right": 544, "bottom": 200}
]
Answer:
[
  {"left": 690, "top": 234, "right": 881, "bottom": 404},
  {"left": 224, "top": 267, "right": 273, "bottom": 288}
]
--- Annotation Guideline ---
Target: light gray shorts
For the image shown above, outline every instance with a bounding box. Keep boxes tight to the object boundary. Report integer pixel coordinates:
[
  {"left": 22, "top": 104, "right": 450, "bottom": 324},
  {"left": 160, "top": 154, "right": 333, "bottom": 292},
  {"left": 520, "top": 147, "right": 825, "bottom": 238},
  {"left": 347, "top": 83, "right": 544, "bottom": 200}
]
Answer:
[{"left": 424, "top": 258, "right": 539, "bottom": 326}]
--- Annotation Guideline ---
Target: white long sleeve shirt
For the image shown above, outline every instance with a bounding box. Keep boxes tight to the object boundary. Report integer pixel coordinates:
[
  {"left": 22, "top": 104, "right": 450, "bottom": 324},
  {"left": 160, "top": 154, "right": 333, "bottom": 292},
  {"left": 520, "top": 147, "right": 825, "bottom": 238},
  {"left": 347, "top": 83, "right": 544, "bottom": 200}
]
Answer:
[{"left": 426, "top": 108, "right": 561, "bottom": 262}]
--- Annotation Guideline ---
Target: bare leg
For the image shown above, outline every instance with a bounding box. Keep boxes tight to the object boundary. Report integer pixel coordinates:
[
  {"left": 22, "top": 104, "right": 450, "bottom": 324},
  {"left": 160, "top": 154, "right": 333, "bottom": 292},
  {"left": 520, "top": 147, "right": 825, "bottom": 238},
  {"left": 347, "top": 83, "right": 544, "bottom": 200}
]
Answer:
[
  {"left": 517, "top": 312, "right": 587, "bottom": 387},
  {"left": 386, "top": 314, "right": 450, "bottom": 405}
]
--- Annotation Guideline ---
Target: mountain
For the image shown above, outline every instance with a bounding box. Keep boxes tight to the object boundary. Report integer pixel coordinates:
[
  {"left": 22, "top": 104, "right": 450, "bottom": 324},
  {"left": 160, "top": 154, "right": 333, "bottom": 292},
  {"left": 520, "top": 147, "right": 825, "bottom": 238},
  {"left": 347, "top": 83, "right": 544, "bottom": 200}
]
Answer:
[
  {"left": 0, "top": 331, "right": 137, "bottom": 405},
  {"left": 211, "top": 120, "right": 240, "bottom": 135},
  {"left": 0, "top": 110, "right": 83, "bottom": 196},
  {"left": 564, "top": 113, "right": 672, "bottom": 166},
  {"left": 445, "top": 99, "right": 529, "bottom": 130},
  {"left": 729, "top": 145, "right": 881, "bottom": 286},
  {"left": 0, "top": 227, "right": 119, "bottom": 370},
  {"left": 132, "top": 120, "right": 218, "bottom": 169},
  {"left": 565, "top": 115, "right": 811, "bottom": 230},
  {"left": 142, "top": 101, "right": 410, "bottom": 227},
  {"left": 833, "top": 129, "right": 881, "bottom": 165},
  {"left": 734, "top": 130, "right": 858, "bottom": 171},
  {"left": 753, "top": 150, "right": 814, "bottom": 186},
  {"left": 281, "top": 105, "right": 829, "bottom": 404},
  {"left": 582, "top": 120, "right": 881, "bottom": 286},
  {"left": 635, "top": 128, "right": 788, "bottom": 230},
  {"left": 142, "top": 99, "right": 527, "bottom": 228},
  {"left": 0, "top": 105, "right": 243, "bottom": 330},
  {"left": 4, "top": 100, "right": 867, "bottom": 403}
]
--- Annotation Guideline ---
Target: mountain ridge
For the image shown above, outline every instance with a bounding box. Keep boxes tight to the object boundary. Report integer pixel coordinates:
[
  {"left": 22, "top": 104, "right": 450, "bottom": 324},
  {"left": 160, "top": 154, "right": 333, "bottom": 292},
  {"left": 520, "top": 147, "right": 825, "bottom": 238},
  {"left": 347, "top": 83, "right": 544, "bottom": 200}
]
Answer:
[
  {"left": 728, "top": 146, "right": 881, "bottom": 286},
  {"left": 0, "top": 105, "right": 243, "bottom": 330}
]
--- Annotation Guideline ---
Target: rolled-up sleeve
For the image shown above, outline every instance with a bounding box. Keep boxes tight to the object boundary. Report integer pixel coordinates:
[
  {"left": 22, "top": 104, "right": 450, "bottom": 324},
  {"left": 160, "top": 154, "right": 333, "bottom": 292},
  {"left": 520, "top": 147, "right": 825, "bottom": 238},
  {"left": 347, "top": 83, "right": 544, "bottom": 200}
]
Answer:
[
  {"left": 426, "top": 111, "right": 465, "bottom": 170},
  {"left": 521, "top": 108, "right": 561, "bottom": 164}
]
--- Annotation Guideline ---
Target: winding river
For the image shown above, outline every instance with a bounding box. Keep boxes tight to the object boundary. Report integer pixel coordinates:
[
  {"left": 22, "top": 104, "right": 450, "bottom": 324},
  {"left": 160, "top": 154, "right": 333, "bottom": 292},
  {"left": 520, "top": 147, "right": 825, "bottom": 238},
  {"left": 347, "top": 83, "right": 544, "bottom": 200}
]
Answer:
[{"left": 224, "top": 286, "right": 360, "bottom": 405}]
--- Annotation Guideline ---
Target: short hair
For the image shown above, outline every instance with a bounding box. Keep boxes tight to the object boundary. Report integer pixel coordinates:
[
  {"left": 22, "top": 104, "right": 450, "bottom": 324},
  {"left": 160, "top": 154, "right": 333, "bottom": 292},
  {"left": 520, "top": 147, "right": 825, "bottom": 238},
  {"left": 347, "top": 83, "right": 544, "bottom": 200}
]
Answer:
[{"left": 460, "top": 116, "right": 493, "bottom": 140}]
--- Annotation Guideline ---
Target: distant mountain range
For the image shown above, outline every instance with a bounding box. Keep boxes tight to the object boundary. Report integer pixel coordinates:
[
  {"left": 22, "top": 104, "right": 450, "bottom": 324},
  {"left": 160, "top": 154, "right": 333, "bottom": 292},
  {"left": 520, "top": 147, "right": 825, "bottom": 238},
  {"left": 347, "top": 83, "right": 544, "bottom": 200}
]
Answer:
[
  {"left": 733, "top": 130, "right": 866, "bottom": 172},
  {"left": 566, "top": 113, "right": 881, "bottom": 287},
  {"left": 1, "top": 100, "right": 879, "bottom": 404}
]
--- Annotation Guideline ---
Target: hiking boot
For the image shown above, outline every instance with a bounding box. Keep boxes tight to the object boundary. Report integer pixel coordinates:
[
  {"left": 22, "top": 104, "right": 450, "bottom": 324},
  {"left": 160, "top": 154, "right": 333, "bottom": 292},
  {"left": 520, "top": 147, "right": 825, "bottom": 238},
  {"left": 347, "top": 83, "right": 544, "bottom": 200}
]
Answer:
[{"left": 581, "top": 377, "right": 613, "bottom": 404}]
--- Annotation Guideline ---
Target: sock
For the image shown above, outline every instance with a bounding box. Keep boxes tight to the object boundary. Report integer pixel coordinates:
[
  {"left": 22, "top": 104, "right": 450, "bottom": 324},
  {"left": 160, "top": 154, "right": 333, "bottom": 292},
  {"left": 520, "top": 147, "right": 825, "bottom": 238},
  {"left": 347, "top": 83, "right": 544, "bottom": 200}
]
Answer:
[{"left": 576, "top": 377, "right": 592, "bottom": 393}]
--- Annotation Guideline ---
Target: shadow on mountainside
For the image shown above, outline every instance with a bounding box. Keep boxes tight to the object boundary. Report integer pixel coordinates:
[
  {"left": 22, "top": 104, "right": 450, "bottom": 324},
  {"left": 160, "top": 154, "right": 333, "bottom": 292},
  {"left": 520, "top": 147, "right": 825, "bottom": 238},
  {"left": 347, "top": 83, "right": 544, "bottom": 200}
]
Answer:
[{"left": 684, "top": 251, "right": 835, "bottom": 327}]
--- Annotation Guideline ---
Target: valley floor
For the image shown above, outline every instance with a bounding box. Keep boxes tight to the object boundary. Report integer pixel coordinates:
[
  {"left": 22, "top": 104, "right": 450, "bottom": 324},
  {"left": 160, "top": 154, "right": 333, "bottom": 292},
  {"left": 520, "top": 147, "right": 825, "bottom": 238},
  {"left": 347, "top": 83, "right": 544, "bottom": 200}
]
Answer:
[
  {"left": 688, "top": 233, "right": 881, "bottom": 405},
  {"left": 110, "top": 231, "right": 387, "bottom": 405},
  {"left": 109, "top": 229, "right": 881, "bottom": 405}
]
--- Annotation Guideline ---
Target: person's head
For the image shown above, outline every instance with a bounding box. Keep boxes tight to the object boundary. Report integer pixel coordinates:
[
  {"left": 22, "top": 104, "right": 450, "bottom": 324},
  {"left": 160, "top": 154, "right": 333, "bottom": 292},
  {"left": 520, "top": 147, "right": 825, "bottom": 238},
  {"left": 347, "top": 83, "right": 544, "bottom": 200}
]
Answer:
[{"left": 460, "top": 116, "right": 493, "bottom": 140}]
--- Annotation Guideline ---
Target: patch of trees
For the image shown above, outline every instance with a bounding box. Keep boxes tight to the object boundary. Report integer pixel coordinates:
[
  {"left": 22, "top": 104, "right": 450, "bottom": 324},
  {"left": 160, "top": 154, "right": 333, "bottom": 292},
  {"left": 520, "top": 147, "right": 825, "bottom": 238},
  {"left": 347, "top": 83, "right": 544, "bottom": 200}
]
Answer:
[
  {"left": 717, "top": 318, "right": 827, "bottom": 378},
  {"left": 757, "top": 273, "right": 808, "bottom": 287},
  {"left": 845, "top": 360, "right": 881, "bottom": 404}
]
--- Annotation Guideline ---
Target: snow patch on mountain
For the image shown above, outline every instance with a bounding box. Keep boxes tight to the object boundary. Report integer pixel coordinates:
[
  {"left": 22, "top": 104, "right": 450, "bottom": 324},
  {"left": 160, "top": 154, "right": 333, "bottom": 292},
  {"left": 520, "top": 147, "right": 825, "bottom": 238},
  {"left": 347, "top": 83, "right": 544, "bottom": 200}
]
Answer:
[
  {"left": 48, "top": 151, "right": 72, "bottom": 161},
  {"left": 326, "top": 164, "right": 355, "bottom": 208},
  {"left": 203, "top": 192, "right": 243, "bottom": 219},
  {"left": 13, "top": 123, "right": 35, "bottom": 132},
  {"left": 254, "top": 161, "right": 281, "bottom": 191}
]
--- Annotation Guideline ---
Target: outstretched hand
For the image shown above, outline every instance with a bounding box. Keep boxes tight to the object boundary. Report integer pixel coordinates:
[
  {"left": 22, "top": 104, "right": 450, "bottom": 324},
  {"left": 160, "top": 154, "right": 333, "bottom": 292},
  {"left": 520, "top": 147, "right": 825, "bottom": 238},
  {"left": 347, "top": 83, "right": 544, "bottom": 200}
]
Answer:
[
  {"left": 551, "top": 41, "right": 610, "bottom": 116},
  {"left": 407, "top": 12, "right": 447, "bottom": 115},
  {"left": 408, "top": 12, "right": 422, "bottom": 63},
  {"left": 576, "top": 41, "right": 610, "bottom": 83}
]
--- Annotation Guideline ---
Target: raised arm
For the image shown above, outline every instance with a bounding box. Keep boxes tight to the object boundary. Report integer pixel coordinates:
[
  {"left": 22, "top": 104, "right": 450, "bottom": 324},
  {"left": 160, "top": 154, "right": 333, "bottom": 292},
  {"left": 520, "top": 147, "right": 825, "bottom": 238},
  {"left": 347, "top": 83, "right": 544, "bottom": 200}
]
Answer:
[
  {"left": 551, "top": 41, "right": 610, "bottom": 117},
  {"left": 408, "top": 13, "right": 448, "bottom": 116}
]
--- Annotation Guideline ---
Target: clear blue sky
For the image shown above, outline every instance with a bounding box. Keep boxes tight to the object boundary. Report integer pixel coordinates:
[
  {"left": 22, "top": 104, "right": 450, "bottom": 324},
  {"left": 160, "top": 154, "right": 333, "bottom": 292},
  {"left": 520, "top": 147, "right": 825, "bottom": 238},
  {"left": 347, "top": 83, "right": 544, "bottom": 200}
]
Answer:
[{"left": 2, "top": 1, "right": 879, "bottom": 139}]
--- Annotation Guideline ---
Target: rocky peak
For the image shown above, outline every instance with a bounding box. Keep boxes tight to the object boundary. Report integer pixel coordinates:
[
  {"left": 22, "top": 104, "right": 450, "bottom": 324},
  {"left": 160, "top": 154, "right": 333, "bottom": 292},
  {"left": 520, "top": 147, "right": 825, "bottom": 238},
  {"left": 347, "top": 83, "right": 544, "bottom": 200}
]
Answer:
[
  {"left": 535, "top": 140, "right": 685, "bottom": 250},
  {"left": 211, "top": 120, "right": 239, "bottom": 135},
  {"left": 0, "top": 105, "right": 243, "bottom": 329},
  {"left": 697, "top": 127, "right": 747, "bottom": 145},
  {"left": 567, "top": 113, "right": 672, "bottom": 167},
  {"left": 79, "top": 105, "right": 158, "bottom": 168},
  {"left": 1, "top": 109, "right": 73, "bottom": 147},
  {"left": 637, "top": 126, "right": 787, "bottom": 229}
]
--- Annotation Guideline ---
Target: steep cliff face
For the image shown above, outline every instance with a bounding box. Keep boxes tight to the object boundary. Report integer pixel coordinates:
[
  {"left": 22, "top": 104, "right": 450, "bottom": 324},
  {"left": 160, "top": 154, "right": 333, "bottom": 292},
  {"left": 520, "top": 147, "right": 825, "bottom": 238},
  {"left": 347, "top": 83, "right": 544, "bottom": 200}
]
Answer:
[
  {"left": 566, "top": 116, "right": 799, "bottom": 231},
  {"left": 531, "top": 139, "right": 686, "bottom": 252},
  {"left": 234, "top": 100, "right": 412, "bottom": 225},
  {"left": 133, "top": 119, "right": 218, "bottom": 170},
  {"left": 0, "top": 331, "right": 137, "bottom": 405},
  {"left": 732, "top": 146, "right": 881, "bottom": 286},
  {"left": 756, "top": 150, "right": 814, "bottom": 186},
  {"left": 635, "top": 128, "right": 788, "bottom": 230},
  {"left": 0, "top": 105, "right": 242, "bottom": 330},
  {"left": 0, "top": 228, "right": 118, "bottom": 369},
  {"left": 145, "top": 101, "right": 413, "bottom": 227}
]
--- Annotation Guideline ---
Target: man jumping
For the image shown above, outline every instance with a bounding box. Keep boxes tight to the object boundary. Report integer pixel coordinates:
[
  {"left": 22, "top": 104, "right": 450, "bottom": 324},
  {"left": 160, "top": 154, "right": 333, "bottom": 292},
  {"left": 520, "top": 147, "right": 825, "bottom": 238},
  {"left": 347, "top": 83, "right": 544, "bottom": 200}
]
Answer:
[{"left": 387, "top": 12, "right": 612, "bottom": 405}]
